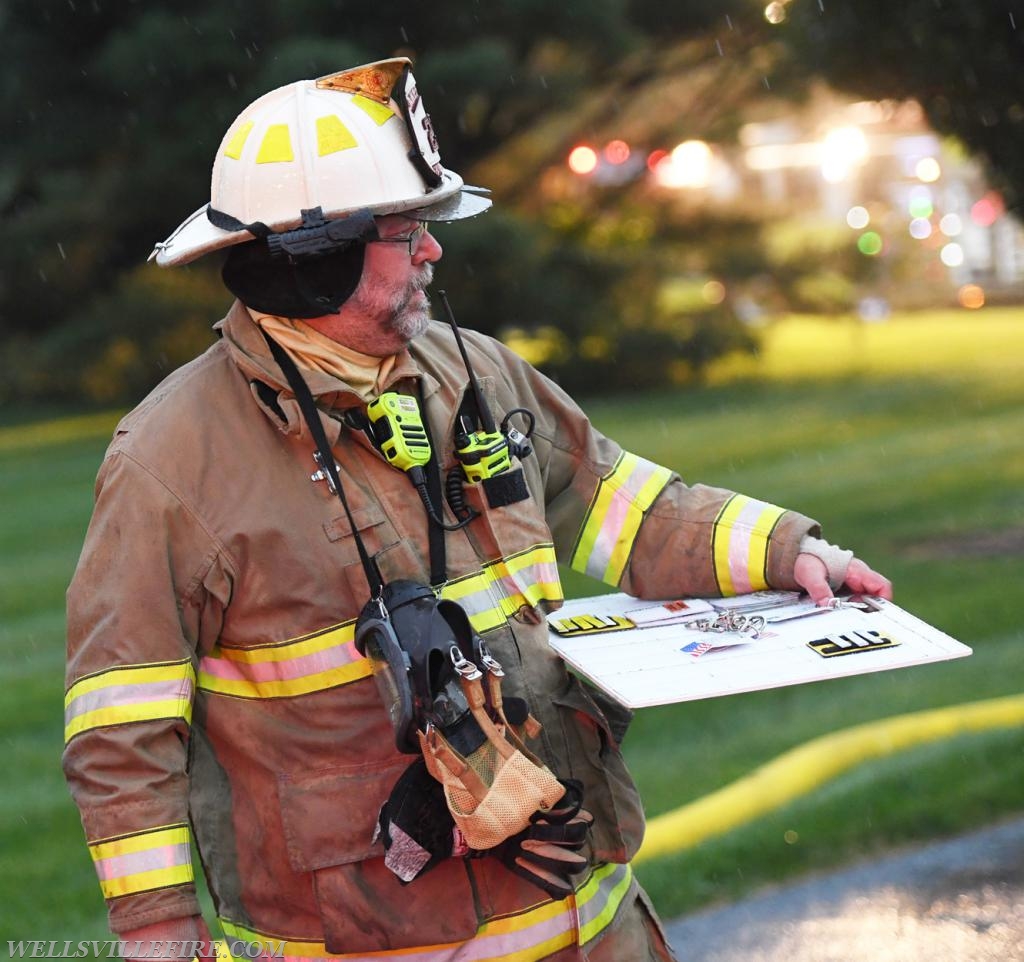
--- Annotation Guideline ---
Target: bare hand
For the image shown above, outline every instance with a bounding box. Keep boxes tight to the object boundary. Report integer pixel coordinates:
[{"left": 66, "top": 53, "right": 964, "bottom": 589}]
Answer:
[{"left": 794, "top": 553, "right": 893, "bottom": 606}]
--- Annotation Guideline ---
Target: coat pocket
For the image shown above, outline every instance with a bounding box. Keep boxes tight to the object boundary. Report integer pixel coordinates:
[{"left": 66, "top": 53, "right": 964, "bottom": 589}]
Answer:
[
  {"left": 323, "top": 503, "right": 424, "bottom": 602},
  {"left": 550, "top": 675, "right": 646, "bottom": 864},
  {"left": 277, "top": 760, "right": 480, "bottom": 954}
]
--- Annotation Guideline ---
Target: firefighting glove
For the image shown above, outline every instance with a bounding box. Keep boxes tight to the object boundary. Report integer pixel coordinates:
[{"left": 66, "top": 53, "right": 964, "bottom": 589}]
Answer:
[
  {"left": 376, "top": 757, "right": 464, "bottom": 883},
  {"left": 498, "top": 780, "right": 594, "bottom": 900}
]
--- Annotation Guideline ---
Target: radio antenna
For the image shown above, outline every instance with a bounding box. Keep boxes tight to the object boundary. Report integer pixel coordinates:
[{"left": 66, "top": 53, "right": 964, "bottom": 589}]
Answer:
[{"left": 437, "top": 290, "right": 496, "bottom": 434}]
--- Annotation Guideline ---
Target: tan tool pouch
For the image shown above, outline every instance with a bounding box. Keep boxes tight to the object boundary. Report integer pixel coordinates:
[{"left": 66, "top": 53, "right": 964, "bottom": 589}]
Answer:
[{"left": 418, "top": 673, "right": 564, "bottom": 851}]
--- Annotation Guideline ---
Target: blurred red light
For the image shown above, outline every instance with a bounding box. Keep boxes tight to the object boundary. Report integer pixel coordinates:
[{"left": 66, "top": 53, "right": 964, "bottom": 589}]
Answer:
[
  {"left": 971, "top": 192, "right": 1004, "bottom": 227},
  {"left": 604, "top": 139, "right": 630, "bottom": 165},
  {"left": 646, "top": 149, "right": 669, "bottom": 171}
]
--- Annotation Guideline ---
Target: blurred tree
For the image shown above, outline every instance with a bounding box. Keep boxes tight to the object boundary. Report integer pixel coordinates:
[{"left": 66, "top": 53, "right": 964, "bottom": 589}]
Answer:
[
  {"left": 780, "top": 0, "right": 1024, "bottom": 213},
  {"left": 0, "top": 0, "right": 651, "bottom": 403},
  {"left": 2, "top": 0, "right": 771, "bottom": 404},
  {"left": 18, "top": 0, "right": 1011, "bottom": 404},
  {"left": 760, "top": 218, "right": 872, "bottom": 315}
]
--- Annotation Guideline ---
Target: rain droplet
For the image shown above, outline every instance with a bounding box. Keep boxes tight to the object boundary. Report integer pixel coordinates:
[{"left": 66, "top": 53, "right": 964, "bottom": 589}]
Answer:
[
  {"left": 400, "top": 26, "right": 409, "bottom": 42},
  {"left": 57, "top": 243, "right": 66, "bottom": 260},
  {"left": 715, "top": 39, "right": 723, "bottom": 56}
]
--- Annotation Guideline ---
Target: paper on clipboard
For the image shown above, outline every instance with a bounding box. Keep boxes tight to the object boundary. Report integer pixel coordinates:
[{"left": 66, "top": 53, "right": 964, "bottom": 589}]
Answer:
[{"left": 547, "top": 591, "right": 971, "bottom": 709}]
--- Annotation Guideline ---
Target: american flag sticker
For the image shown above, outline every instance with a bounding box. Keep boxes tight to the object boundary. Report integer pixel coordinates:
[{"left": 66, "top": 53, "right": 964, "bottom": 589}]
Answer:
[{"left": 681, "top": 640, "right": 715, "bottom": 658}]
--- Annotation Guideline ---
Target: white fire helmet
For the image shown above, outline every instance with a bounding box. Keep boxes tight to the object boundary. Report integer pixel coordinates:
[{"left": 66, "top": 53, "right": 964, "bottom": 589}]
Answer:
[{"left": 151, "top": 57, "right": 491, "bottom": 267}]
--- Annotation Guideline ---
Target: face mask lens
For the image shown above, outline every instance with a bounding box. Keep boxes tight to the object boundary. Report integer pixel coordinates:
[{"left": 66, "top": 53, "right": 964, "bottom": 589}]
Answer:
[{"left": 357, "top": 617, "right": 417, "bottom": 753}]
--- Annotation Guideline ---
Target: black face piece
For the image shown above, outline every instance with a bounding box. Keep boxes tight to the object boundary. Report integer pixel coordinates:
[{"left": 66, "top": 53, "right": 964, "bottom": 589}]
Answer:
[
  {"left": 354, "top": 580, "right": 488, "bottom": 756},
  {"left": 220, "top": 207, "right": 375, "bottom": 318}
]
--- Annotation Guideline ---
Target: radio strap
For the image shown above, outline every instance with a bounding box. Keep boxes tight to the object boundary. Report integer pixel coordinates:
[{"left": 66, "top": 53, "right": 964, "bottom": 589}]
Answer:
[
  {"left": 415, "top": 378, "right": 448, "bottom": 588},
  {"left": 262, "top": 331, "right": 384, "bottom": 598}
]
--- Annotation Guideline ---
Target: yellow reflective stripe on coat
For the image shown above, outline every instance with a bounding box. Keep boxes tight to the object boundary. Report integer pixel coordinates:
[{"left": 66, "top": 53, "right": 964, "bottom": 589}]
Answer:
[
  {"left": 218, "top": 862, "right": 632, "bottom": 960},
  {"left": 440, "top": 543, "right": 562, "bottom": 634},
  {"left": 198, "top": 621, "right": 370, "bottom": 699},
  {"left": 197, "top": 545, "right": 562, "bottom": 700},
  {"left": 570, "top": 452, "right": 674, "bottom": 586},
  {"left": 64, "top": 660, "right": 195, "bottom": 743},
  {"left": 89, "top": 824, "right": 193, "bottom": 899},
  {"left": 711, "top": 494, "right": 787, "bottom": 595}
]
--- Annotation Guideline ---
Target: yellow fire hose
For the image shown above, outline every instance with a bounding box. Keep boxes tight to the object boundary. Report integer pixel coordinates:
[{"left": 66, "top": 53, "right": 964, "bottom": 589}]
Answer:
[{"left": 636, "top": 692, "right": 1024, "bottom": 863}]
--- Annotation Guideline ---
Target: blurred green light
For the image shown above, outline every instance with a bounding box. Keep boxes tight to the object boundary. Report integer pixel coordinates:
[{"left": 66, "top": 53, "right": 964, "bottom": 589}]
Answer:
[
  {"left": 858, "top": 231, "right": 883, "bottom": 256},
  {"left": 909, "top": 197, "right": 934, "bottom": 219},
  {"left": 908, "top": 186, "right": 934, "bottom": 219}
]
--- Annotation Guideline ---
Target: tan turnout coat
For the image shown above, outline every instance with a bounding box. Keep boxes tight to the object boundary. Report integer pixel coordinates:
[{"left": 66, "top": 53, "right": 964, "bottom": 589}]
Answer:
[{"left": 63, "top": 302, "right": 817, "bottom": 959}]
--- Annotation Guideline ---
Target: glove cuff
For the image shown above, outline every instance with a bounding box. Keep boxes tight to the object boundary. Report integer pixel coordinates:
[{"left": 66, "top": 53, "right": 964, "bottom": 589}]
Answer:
[{"left": 799, "top": 534, "right": 854, "bottom": 590}]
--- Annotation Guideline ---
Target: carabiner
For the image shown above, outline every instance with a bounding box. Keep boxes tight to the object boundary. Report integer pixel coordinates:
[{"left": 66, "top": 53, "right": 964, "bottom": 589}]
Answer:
[{"left": 449, "top": 645, "right": 482, "bottom": 681}]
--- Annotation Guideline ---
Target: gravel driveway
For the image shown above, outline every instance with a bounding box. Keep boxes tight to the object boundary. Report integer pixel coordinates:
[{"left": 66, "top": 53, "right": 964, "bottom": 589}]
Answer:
[{"left": 662, "top": 816, "right": 1024, "bottom": 962}]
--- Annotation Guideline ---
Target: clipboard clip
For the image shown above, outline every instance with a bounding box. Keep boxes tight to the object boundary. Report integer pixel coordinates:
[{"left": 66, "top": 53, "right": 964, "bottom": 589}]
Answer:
[{"left": 689, "top": 611, "right": 766, "bottom": 639}]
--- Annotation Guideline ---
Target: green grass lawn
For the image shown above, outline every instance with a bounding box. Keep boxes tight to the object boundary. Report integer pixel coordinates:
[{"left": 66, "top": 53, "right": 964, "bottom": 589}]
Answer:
[
  {"left": 2, "top": 309, "right": 1022, "bottom": 945},
  {"left": 573, "top": 309, "right": 1024, "bottom": 916}
]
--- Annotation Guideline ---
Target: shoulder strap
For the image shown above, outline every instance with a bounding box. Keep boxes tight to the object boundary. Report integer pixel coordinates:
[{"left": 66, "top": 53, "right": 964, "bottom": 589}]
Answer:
[
  {"left": 261, "top": 331, "right": 384, "bottom": 598},
  {"left": 415, "top": 379, "right": 447, "bottom": 588}
]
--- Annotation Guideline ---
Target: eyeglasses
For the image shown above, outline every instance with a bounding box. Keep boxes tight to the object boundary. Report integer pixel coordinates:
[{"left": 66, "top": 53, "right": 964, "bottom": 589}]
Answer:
[{"left": 372, "top": 221, "right": 429, "bottom": 256}]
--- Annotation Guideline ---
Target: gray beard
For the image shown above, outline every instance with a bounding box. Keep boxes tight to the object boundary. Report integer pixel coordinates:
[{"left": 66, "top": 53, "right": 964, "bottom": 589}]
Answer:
[
  {"left": 352, "top": 264, "right": 434, "bottom": 343},
  {"left": 389, "top": 300, "right": 432, "bottom": 341}
]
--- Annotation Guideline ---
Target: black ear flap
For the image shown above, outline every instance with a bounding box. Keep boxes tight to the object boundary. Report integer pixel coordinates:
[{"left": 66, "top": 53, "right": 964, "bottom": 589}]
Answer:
[{"left": 221, "top": 239, "right": 366, "bottom": 318}]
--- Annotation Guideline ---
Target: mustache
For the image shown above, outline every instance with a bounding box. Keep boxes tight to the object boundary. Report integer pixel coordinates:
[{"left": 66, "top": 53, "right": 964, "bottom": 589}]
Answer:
[{"left": 410, "top": 264, "right": 434, "bottom": 292}]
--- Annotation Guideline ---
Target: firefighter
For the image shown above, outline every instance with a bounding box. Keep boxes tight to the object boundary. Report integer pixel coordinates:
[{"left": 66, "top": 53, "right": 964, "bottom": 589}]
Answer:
[{"left": 63, "top": 58, "right": 891, "bottom": 962}]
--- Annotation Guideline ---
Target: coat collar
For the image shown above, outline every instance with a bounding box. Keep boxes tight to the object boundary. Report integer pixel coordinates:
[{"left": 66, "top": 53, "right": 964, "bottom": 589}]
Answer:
[{"left": 217, "top": 300, "right": 439, "bottom": 438}]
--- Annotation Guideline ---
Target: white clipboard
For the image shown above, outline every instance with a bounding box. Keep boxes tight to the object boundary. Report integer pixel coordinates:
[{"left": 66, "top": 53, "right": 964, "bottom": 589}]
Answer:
[{"left": 547, "top": 592, "right": 971, "bottom": 709}]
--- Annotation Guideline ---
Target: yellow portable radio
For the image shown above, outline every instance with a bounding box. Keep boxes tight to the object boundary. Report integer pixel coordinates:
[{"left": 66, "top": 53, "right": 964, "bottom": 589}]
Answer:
[
  {"left": 366, "top": 393, "right": 432, "bottom": 472},
  {"left": 453, "top": 417, "right": 513, "bottom": 483}
]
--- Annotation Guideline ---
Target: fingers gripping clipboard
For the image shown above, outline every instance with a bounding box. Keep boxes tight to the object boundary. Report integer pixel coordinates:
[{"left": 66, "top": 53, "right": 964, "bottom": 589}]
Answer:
[{"left": 546, "top": 592, "right": 972, "bottom": 709}]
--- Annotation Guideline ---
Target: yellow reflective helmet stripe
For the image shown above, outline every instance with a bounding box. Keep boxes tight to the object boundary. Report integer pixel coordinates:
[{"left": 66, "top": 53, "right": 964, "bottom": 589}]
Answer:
[
  {"left": 316, "top": 114, "right": 357, "bottom": 156},
  {"left": 64, "top": 660, "right": 195, "bottom": 743},
  {"left": 712, "top": 494, "right": 787, "bottom": 595},
  {"left": 89, "top": 824, "right": 193, "bottom": 900},
  {"left": 256, "top": 124, "right": 294, "bottom": 164},
  {"left": 570, "top": 452, "right": 674, "bottom": 586},
  {"left": 351, "top": 93, "right": 396, "bottom": 126},
  {"left": 223, "top": 120, "right": 255, "bottom": 160},
  {"left": 218, "top": 862, "right": 632, "bottom": 960}
]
